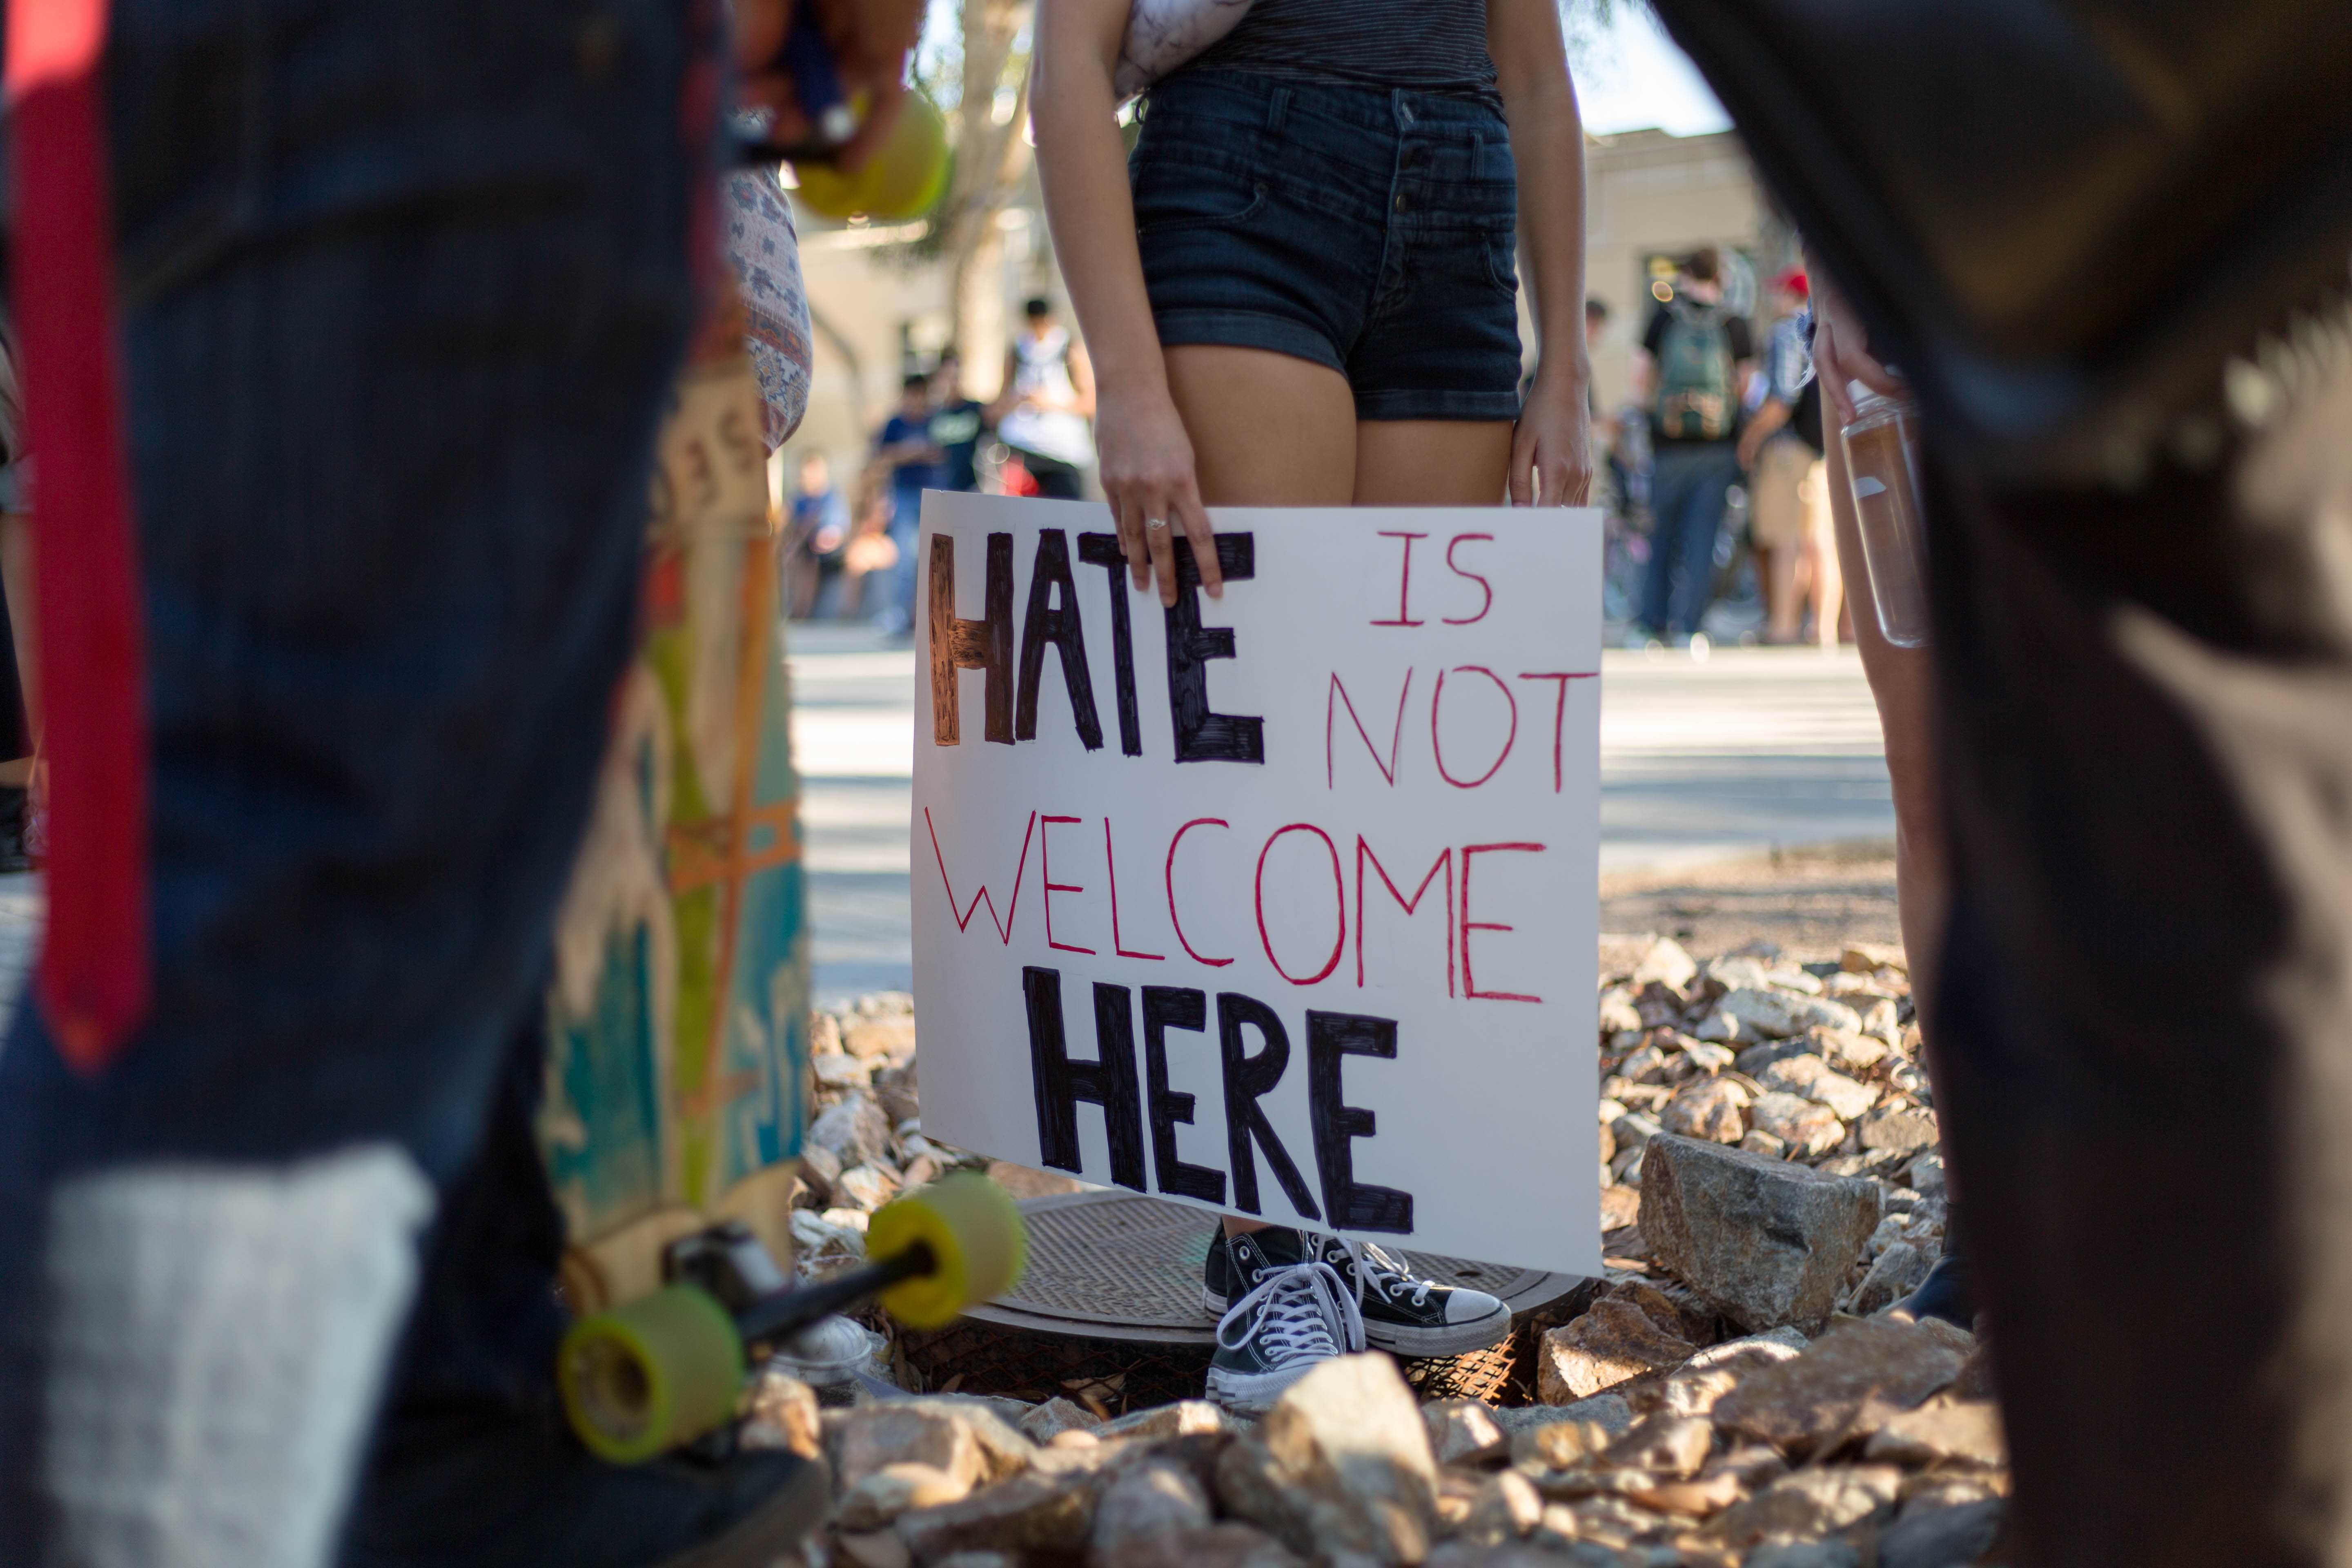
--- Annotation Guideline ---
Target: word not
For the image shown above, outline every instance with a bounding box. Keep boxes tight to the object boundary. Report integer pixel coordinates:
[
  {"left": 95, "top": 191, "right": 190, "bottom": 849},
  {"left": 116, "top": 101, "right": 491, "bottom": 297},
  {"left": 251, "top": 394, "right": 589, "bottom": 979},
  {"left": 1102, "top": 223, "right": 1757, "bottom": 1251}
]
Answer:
[{"left": 1022, "top": 966, "right": 1413, "bottom": 1232}]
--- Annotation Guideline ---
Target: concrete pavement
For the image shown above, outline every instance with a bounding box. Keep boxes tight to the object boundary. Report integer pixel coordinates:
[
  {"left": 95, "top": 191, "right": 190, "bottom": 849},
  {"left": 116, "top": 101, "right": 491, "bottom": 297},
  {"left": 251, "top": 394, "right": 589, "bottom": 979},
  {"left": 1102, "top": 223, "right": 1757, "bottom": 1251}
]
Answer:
[{"left": 791, "top": 624, "right": 1893, "bottom": 1003}]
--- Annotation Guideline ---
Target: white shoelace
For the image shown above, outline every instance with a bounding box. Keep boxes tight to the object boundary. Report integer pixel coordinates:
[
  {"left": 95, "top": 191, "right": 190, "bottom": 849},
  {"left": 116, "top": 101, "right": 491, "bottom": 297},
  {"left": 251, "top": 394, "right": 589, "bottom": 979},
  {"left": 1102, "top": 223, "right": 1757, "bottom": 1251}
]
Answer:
[
  {"left": 1337, "top": 1238, "right": 1437, "bottom": 1308},
  {"left": 1216, "top": 1257, "right": 1366, "bottom": 1365}
]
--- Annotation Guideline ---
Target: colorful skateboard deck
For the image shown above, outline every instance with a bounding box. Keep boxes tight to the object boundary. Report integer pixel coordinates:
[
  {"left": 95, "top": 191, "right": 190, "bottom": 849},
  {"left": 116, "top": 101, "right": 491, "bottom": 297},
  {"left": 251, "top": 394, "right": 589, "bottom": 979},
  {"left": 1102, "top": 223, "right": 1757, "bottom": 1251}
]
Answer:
[{"left": 540, "top": 303, "right": 810, "bottom": 1310}]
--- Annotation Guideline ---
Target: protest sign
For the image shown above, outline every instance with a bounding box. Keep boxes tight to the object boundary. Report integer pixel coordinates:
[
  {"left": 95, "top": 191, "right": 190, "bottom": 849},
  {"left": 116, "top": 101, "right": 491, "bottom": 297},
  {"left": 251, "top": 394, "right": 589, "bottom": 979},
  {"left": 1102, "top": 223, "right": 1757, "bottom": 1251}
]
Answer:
[{"left": 912, "top": 494, "right": 1602, "bottom": 1274}]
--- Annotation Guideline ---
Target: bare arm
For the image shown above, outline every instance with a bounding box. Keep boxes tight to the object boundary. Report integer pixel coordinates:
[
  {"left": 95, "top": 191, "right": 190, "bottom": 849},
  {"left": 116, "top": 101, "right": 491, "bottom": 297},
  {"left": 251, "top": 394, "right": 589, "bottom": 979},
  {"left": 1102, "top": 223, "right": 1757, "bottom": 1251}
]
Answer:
[
  {"left": 1490, "top": 0, "right": 1591, "bottom": 505},
  {"left": 1032, "top": 0, "right": 1221, "bottom": 602},
  {"left": 1629, "top": 346, "right": 1656, "bottom": 407}
]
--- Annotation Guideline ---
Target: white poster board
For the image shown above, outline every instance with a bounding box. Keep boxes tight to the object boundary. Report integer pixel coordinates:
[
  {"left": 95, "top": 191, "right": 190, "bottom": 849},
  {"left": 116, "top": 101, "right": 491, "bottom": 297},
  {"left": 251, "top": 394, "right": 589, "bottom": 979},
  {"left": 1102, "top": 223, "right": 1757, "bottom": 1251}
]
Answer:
[{"left": 912, "top": 494, "right": 1601, "bottom": 1275}]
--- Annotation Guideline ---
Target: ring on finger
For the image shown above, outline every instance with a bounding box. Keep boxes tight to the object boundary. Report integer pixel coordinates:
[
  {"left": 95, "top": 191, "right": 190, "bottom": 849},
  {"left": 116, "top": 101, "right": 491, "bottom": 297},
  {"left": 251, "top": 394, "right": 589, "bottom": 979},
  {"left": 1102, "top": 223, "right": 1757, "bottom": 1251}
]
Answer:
[{"left": 1146, "top": 516, "right": 1170, "bottom": 532}]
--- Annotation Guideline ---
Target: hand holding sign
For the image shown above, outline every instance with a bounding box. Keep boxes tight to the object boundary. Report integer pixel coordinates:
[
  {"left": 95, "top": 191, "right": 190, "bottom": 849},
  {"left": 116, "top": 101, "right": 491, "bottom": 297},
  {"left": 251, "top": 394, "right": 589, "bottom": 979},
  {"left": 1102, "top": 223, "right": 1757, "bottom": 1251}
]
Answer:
[{"left": 913, "top": 494, "right": 1604, "bottom": 1274}]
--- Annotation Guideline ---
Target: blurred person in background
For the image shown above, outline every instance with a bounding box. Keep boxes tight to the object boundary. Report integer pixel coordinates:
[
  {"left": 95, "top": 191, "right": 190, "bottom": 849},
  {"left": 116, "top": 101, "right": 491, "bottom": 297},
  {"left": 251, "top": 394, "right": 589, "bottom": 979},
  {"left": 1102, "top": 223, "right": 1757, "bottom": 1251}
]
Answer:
[
  {"left": 1739, "top": 267, "right": 1842, "bottom": 645},
  {"left": 929, "top": 349, "right": 989, "bottom": 495},
  {"left": 872, "top": 371, "right": 944, "bottom": 635},
  {"left": 784, "top": 450, "right": 853, "bottom": 620},
  {"left": 1630, "top": 246, "right": 1755, "bottom": 650},
  {"left": 988, "top": 297, "right": 1096, "bottom": 500}
]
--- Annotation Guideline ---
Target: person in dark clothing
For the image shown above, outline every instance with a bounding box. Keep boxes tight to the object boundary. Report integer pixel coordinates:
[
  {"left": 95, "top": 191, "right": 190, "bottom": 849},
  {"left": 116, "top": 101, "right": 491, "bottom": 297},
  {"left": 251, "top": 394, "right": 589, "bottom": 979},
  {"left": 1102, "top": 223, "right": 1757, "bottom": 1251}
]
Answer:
[
  {"left": 928, "top": 350, "right": 988, "bottom": 494},
  {"left": 1643, "top": 1, "right": 2352, "bottom": 1563},
  {"left": 873, "top": 372, "right": 943, "bottom": 635},
  {"left": 1630, "top": 246, "right": 1755, "bottom": 646}
]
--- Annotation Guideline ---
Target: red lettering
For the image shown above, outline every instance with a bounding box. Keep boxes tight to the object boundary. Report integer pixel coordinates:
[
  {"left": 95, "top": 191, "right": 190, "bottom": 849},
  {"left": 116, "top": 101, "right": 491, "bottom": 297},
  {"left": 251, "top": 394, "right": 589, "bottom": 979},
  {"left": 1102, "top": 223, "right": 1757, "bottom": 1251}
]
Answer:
[
  {"left": 1355, "top": 839, "right": 1453, "bottom": 994},
  {"left": 1430, "top": 665, "right": 1519, "bottom": 789},
  {"left": 1461, "top": 841, "right": 1547, "bottom": 1002},
  {"left": 1039, "top": 815, "right": 1096, "bottom": 955},
  {"left": 1165, "top": 817, "right": 1235, "bottom": 968},
  {"left": 1441, "top": 533, "right": 1495, "bottom": 624},
  {"left": 1515, "top": 671, "right": 1598, "bottom": 793},
  {"left": 1254, "top": 823, "right": 1346, "bottom": 986},
  {"left": 1371, "top": 531, "right": 1427, "bottom": 626},
  {"left": 925, "top": 807, "right": 1035, "bottom": 945},
  {"left": 1104, "top": 817, "right": 1166, "bottom": 960},
  {"left": 1325, "top": 668, "right": 1412, "bottom": 788}
]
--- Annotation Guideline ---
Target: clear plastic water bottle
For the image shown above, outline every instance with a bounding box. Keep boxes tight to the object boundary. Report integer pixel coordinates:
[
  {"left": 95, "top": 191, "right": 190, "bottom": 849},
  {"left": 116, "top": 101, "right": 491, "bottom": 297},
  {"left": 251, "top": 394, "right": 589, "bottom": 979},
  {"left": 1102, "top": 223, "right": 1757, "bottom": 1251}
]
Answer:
[{"left": 1840, "top": 385, "right": 1931, "bottom": 648}]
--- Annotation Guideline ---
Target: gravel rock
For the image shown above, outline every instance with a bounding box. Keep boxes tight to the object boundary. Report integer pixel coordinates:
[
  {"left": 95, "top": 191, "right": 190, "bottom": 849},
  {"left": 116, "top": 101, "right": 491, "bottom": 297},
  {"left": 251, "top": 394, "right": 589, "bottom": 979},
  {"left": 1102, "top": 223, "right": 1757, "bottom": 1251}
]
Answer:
[
  {"left": 1637, "top": 1134, "right": 1882, "bottom": 1332},
  {"left": 1628, "top": 936, "right": 1699, "bottom": 990},
  {"left": 846, "top": 1015, "right": 919, "bottom": 1062},
  {"left": 1216, "top": 1354, "right": 1437, "bottom": 1568},
  {"left": 1496, "top": 1391, "right": 1634, "bottom": 1439},
  {"left": 1610, "top": 1112, "right": 1662, "bottom": 1152},
  {"left": 831, "top": 1403, "right": 988, "bottom": 1493},
  {"left": 895, "top": 1473, "right": 1094, "bottom": 1562},
  {"left": 1109, "top": 1524, "right": 1307, "bottom": 1568},
  {"left": 1097, "top": 1400, "right": 1226, "bottom": 1441},
  {"left": 742, "top": 1371, "right": 822, "bottom": 1458},
  {"left": 1747, "top": 1093, "right": 1846, "bottom": 1158},
  {"left": 1713, "top": 988, "right": 1865, "bottom": 1040},
  {"left": 1851, "top": 1240, "right": 1933, "bottom": 1316},
  {"left": 1535, "top": 1297, "right": 1697, "bottom": 1403},
  {"left": 836, "top": 1163, "right": 902, "bottom": 1211},
  {"left": 1864, "top": 1400, "right": 2007, "bottom": 1468},
  {"left": 1679, "top": 1038, "right": 1736, "bottom": 1074},
  {"left": 1879, "top": 1498, "right": 2005, "bottom": 1568},
  {"left": 875, "top": 1060, "right": 922, "bottom": 1128},
  {"left": 1597, "top": 1413, "right": 1714, "bottom": 1478},
  {"left": 1422, "top": 1399, "right": 1508, "bottom": 1466},
  {"left": 1599, "top": 1184, "right": 1641, "bottom": 1233},
  {"left": 1018, "top": 1398, "right": 1100, "bottom": 1443},
  {"left": 1659, "top": 1330, "right": 1807, "bottom": 1416},
  {"left": 840, "top": 1463, "right": 973, "bottom": 1531},
  {"left": 1092, "top": 1462, "right": 1214, "bottom": 1554},
  {"left": 1804, "top": 1026, "right": 1889, "bottom": 1073},
  {"left": 1459, "top": 1470, "right": 1544, "bottom": 1545},
  {"left": 1904, "top": 1152, "right": 1948, "bottom": 1198},
  {"left": 1701, "top": 1464, "right": 1902, "bottom": 1548},
  {"left": 1735, "top": 1038, "right": 1813, "bottom": 1077},
  {"left": 810, "top": 1090, "right": 894, "bottom": 1168},
  {"left": 1841, "top": 942, "right": 1908, "bottom": 974},
  {"left": 1597, "top": 986, "right": 1643, "bottom": 1036},
  {"left": 1740, "top": 1129, "right": 1790, "bottom": 1159},
  {"left": 1862, "top": 998, "right": 1904, "bottom": 1044},
  {"left": 1745, "top": 1543, "right": 1862, "bottom": 1568},
  {"left": 1860, "top": 1106, "right": 1942, "bottom": 1156},
  {"left": 1712, "top": 1319, "right": 1968, "bottom": 1456},
  {"left": 1662, "top": 1076, "right": 1750, "bottom": 1143},
  {"left": 814, "top": 1051, "right": 874, "bottom": 1089},
  {"left": 1756, "top": 1054, "right": 1880, "bottom": 1121}
]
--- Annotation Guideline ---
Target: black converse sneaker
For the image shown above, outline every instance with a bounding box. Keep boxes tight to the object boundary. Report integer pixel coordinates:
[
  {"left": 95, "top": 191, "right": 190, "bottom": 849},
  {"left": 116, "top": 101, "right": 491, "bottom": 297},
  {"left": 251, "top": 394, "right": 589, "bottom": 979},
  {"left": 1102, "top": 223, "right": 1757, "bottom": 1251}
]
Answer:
[
  {"left": 1204, "top": 1227, "right": 1509, "bottom": 1358},
  {"left": 1202, "top": 1228, "right": 1365, "bottom": 1414}
]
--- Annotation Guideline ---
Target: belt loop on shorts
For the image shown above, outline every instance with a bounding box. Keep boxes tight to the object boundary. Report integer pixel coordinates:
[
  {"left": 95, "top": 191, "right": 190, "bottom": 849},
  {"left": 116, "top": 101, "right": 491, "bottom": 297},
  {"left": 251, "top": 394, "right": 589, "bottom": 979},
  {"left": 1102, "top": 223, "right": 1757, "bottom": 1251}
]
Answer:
[
  {"left": 1264, "top": 85, "right": 1290, "bottom": 134},
  {"left": 1396, "top": 89, "right": 1416, "bottom": 129}
]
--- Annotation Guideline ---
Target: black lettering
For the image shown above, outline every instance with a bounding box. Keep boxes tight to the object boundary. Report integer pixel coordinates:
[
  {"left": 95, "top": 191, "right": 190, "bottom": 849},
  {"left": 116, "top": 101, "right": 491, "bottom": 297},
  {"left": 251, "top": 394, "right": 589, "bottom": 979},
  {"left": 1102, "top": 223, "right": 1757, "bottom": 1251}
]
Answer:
[
  {"left": 1022, "top": 967, "right": 1147, "bottom": 1190},
  {"left": 1306, "top": 1011, "right": 1413, "bottom": 1233},
  {"left": 1016, "top": 530, "right": 1103, "bottom": 749},
  {"left": 1215, "top": 991, "right": 1319, "bottom": 1219},
  {"left": 929, "top": 532, "right": 1016, "bottom": 745},
  {"left": 1140, "top": 987, "right": 1226, "bottom": 1204},
  {"left": 1165, "top": 534, "right": 1263, "bottom": 764},
  {"left": 1076, "top": 532, "right": 1143, "bottom": 756}
]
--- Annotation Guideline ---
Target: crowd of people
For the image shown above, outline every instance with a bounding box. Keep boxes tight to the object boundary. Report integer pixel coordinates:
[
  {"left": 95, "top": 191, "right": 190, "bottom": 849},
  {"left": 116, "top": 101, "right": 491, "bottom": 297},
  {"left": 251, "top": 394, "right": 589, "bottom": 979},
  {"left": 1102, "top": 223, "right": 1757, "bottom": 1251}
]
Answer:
[{"left": 2, "top": 0, "right": 2347, "bottom": 1565}]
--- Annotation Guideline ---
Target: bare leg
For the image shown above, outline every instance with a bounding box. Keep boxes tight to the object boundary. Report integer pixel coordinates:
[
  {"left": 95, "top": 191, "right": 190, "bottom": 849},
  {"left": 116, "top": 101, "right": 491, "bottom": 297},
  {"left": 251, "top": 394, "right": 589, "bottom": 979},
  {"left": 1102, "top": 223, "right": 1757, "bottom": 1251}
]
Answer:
[
  {"left": 1163, "top": 347, "right": 1357, "bottom": 506},
  {"left": 1352, "top": 419, "right": 1515, "bottom": 505},
  {"left": 1165, "top": 347, "right": 1355, "bottom": 1239},
  {"left": 1802, "top": 455, "right": 1845, "bottom": 648},
  {"left": 1825, "top": 428, "right": 1944, "bottom": 1010}
]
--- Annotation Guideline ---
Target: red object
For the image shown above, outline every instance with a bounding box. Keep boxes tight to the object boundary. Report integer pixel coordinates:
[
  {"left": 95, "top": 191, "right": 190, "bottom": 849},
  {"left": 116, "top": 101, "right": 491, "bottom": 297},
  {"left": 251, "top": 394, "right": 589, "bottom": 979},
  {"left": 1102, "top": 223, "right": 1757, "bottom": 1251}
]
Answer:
[
  {"left": 7, "top": 0, "right": 153, "bottom": 1072},
  {"left": 1773, "top": 266, "right": 1810, "bottom": 299}
]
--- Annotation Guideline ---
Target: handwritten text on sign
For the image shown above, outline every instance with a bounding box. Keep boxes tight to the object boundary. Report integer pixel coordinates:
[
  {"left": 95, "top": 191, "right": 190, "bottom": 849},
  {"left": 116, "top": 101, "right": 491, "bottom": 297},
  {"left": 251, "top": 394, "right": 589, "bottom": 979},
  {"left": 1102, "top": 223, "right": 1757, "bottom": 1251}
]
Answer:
[{"left": 912, "top": 495, "right": 1602, "bottom": 1273}]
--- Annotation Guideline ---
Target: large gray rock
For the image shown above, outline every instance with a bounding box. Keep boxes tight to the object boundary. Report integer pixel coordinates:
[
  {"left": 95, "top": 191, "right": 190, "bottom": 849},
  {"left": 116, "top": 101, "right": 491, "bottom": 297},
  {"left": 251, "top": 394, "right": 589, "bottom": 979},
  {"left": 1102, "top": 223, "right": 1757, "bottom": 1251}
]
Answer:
[
  {"left": 1637, "top": 1134, "right": 1882, "bottom": 1333},
  {"left": 1712, "top": 988, "right": 1864, "bottom": 1040},
  {"left": 1213, "top": 1355, "right": 1437, "bottom": 1568}
]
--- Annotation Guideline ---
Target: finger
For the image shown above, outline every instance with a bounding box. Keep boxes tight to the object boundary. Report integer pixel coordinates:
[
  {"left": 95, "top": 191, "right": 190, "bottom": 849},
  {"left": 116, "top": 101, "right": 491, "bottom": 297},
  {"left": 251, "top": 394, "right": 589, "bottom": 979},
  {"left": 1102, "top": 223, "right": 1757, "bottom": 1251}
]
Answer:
[
  {"left": 1566, "top": 465, "right": 1592, "bottom": 507},
  {"left": 1111, "top": 489, "right": 1152, "bottom": 589},
  {"left": 1508, "top": 431, "right": 1537, "bottom": 506},
  {"left": 1175, "top": 480, "right": 1222, "bottom": 599},
  {"left": 1142, "top": 492, "right": 1182, "bottom": 608},
  {"left": 1813, "top": 322, "right": 1857, "bottom": 427}
]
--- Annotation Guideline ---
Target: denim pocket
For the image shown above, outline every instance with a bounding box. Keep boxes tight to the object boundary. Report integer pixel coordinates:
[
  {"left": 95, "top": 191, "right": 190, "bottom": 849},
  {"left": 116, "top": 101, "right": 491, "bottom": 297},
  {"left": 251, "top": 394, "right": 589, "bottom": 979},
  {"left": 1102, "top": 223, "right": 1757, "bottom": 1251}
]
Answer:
[
  {"left": 1485, "top": 229, "right": 1521, "bottom": 294},
  {"left": 1131, "top": 156, "right": 1270, "bottom": 235}
]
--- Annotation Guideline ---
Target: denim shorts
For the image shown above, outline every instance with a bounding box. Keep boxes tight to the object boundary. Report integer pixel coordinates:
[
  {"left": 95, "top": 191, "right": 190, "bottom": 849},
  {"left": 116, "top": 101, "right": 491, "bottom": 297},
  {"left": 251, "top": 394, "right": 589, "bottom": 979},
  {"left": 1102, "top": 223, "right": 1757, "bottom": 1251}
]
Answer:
[{"left": 1131, "top": 70, "right": 1524, "bottom": 421}]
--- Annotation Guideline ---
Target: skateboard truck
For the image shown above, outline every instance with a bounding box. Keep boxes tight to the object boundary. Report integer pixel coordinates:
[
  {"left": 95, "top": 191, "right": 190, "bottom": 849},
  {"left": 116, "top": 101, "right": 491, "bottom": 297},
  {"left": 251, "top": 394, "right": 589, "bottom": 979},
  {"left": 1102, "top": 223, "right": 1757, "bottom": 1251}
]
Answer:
[{"left": 559, "top": 1172, "right": 1026, "bottom": 1464}]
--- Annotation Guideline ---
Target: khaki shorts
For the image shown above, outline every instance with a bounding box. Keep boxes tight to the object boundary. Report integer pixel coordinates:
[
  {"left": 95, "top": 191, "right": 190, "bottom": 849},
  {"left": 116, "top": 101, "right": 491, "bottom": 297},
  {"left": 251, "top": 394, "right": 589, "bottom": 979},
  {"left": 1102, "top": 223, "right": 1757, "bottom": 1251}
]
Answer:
[{"left": 1750, "top": 435, "right": 1828, "bottom": 550}]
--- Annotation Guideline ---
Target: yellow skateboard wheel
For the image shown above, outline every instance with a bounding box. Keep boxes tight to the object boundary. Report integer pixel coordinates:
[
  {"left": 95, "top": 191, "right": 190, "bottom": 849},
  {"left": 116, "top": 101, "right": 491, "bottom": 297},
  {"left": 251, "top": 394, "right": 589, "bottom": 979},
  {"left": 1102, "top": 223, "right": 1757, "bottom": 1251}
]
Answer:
[
  {"left": 867, "top": 1173, "right": 1027, "bottom": 1330},
  {"left": 792, "top": 94, "right": 950, "bottom": 223},
  {"left": 559, "top": 1283, "right": 746, "bottom": 1464}
]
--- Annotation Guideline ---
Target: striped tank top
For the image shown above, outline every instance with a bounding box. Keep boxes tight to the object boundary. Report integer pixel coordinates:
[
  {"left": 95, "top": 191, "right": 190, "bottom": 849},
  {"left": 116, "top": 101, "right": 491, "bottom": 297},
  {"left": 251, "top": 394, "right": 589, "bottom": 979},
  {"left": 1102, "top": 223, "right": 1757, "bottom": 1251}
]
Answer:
[{"left": 1185, "top": 0, "right": 1499, "bottom": 105}]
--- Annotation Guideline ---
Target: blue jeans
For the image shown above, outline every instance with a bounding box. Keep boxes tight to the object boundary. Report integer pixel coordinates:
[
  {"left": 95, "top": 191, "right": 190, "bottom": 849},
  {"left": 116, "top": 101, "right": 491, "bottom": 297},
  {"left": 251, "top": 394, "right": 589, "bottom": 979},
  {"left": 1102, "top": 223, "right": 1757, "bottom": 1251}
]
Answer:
[
  {"left": 0, "top": 0, "right": 705, "bottom": 1550},
  {"left": 1640, "top": 441, "right": 1742, "bottom": 636},
  {"left": 885, "top": 483, "right": 926, "bottom": 631}
]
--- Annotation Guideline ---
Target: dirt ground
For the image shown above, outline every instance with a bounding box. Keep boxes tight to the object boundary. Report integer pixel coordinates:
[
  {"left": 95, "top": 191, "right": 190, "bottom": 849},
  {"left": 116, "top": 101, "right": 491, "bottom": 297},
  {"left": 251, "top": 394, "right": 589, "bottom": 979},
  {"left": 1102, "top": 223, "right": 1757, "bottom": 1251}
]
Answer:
[{"left": 1599, "top": 840, "right": 1903, "bottom": 963}]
